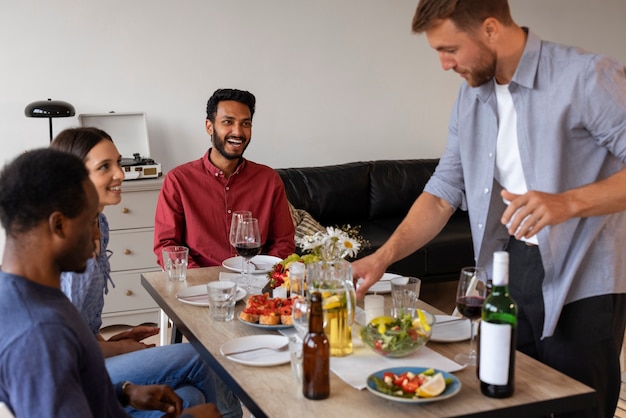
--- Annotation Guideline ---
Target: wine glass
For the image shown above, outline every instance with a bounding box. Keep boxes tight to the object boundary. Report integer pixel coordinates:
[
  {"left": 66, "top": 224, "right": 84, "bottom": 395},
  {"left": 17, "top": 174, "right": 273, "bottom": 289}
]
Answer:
[
  {"left": 454, "top": 266, "right": 488, "bottom": 366},
  {"left": 233, "top": 218, "right": 262, "bottom": 289},
  {"left": 229, "top": 210, "right": 252, "bottom": 273},
  {"left": 292, "top": 295, "right": 309, "bottom": 337}
]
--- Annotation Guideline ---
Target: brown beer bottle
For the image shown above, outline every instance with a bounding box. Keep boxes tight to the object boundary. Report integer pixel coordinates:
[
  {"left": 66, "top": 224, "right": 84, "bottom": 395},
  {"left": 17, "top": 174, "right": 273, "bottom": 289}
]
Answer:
[{"left": 302, "top": 291, "right": 330, "bottom": 400}]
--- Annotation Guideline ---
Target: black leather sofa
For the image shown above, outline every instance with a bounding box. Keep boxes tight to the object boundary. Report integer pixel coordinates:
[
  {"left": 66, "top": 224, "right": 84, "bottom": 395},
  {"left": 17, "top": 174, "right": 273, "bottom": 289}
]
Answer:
[{"left": 276, "top": 159, "right": 474, "bottom": 285}]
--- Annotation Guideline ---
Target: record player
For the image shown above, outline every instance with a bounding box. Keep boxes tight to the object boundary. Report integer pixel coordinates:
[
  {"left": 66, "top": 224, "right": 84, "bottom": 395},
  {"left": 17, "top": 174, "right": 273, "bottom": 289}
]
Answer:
[
  {"left": 78, "top": 112, "right": 163, "bottom": 181},
  {"left": 120, "top": 153, "right": 162, "bottom": 180}
]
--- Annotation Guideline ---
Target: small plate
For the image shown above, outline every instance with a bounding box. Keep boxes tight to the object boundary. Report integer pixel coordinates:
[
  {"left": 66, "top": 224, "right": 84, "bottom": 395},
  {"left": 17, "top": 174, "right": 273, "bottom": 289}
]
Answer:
[
  {"left": 431, "top": 315, "right": 472, "bottom": 343},
  {"left": 220, "top": 335, "right": 290, "bottom": 366},
  {"left": 357, "top": 273, "right": 402, "bottom": 294},
  {"left": 238, "top": 316, "right": 293, "bottom": 330},
  {"left": 366, "top": 367, "right": 461, "bottom": 403},
  {"left": 176, "top": 284, "right": 246, "bottom": 307},
  {"left": 222, "top": 255, "right": 282, "bottom": 274}
]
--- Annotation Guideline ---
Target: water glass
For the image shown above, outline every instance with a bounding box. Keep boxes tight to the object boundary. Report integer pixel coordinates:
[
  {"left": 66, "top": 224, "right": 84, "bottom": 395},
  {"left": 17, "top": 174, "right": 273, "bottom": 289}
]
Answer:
[
  {"left": 292, "top": 295, "right": 309, "bottom": 337},
  {"left": 207, "top": 281, "right": 237, "bottom": 321},
  {"left": 289, "top": 261, "right": 305, "bottom": 297},
  {"left": 289, "top": 334, "right": 304, "bottom": 385},
  {"left": 162, "top": 245, "right": 189, "bottom": 281},
  {"left": 390, "top": 276, "right": 421, "bottom": 317}
]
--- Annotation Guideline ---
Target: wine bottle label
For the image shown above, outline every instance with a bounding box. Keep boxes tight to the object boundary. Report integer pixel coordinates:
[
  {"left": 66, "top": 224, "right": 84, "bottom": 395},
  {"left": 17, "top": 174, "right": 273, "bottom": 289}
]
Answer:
[{"left": 479, "top": 321, "right": 512, "bottom": 385}]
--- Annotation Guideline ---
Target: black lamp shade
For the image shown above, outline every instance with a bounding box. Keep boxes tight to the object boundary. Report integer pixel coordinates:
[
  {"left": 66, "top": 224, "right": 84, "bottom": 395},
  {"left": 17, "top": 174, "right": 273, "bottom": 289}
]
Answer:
[{"left": 25, "top": 99, "right": 75, "bottom": 118}]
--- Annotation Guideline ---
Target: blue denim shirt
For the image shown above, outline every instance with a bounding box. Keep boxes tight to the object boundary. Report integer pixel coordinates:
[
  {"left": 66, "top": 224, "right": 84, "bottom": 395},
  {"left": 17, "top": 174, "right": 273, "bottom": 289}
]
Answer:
[
  {"left": 424, "top": 30, "right": 626, "bottom": 337},
  {"left": 61, "top": 213, "right": 114, "bottom": 334}
]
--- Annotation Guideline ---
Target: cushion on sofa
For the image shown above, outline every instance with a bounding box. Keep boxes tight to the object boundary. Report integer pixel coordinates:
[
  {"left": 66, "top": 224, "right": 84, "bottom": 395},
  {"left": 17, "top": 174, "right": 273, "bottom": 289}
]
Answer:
[{"left": 287, "top": 201, "right": 326, "bottom": 242}]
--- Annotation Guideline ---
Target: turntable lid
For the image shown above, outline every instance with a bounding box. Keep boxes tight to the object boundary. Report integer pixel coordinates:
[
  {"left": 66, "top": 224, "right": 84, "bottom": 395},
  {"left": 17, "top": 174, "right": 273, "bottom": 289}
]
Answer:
[{"left": 78, "top": 112, "right": 151, "bottom": 159}]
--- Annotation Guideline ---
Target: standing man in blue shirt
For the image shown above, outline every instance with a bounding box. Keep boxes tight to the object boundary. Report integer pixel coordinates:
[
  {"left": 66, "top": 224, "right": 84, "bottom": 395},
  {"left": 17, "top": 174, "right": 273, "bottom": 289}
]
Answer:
[{"left": 353, "top": 1, "right": 626, "bottom": 417}]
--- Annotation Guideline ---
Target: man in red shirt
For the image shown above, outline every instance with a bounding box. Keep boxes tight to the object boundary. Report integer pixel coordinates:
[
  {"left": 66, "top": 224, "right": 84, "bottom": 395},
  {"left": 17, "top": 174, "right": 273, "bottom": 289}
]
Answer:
[{"left": 154, "top": 88, "right": 295, "bottom": 268}]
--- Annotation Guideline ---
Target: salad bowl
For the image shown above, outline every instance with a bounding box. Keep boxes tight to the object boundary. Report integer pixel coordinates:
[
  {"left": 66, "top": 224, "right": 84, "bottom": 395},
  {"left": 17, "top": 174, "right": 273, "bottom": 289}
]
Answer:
[{"left": 355, "top": 309, "right": 435, "bottom": 358}]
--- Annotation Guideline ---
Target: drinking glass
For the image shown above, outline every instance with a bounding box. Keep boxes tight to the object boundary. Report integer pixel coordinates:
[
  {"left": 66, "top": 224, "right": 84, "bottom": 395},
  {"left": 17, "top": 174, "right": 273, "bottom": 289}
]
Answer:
[
  {"left": 390, "top": 276, "right": 421, "bottom": 318},
  {"left": 207, "top": 281, "right": 237, "bottom": 321},
  {"left": 455, "top": 266, "right": 488, "bottom": 366},
  {"left": 233, "top": 218, "right": 262, "bottom": 289},
  {"left": 229, "top": 210, "right": 252, "bottom": 273},
  {"left": 162, "top": 245, "right": 189, "bottom": 281},
  {"left": 292, "top": 295, "right": 309, "bottom": 337}
]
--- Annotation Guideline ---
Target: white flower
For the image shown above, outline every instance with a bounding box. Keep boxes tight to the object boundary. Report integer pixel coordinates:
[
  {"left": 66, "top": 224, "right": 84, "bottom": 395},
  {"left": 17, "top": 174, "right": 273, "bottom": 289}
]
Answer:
[
  {"left": 341, "top": 236, "right": 361, "bottom": 258},
  {"left": 297, "top": 225, "right": 365, "bottom": 261}
]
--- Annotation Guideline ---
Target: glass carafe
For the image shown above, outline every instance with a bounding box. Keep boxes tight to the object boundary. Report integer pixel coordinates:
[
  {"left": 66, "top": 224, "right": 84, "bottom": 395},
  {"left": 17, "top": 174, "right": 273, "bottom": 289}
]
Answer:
[{"left": 306, "top": 260, "right": 356, "bottom": 357}]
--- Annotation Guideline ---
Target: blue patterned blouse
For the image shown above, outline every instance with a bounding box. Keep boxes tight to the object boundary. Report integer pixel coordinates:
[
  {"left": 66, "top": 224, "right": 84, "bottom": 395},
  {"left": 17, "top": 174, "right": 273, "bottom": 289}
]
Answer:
[{"left": 60, "top": 213, "right": 114, "bottom": 334}]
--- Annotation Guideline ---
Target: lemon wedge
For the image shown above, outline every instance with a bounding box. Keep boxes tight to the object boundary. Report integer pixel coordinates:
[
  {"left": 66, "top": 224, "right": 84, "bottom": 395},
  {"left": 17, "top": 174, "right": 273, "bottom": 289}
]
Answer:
[
  {"left": 415, "top": 309, "right": 431, "bottom": 332},
  {"left": 369, "top": 316, "right": 394, "bottom": 326},
  {"left": 369, "top": 316, "right": 394, "bottom": 334},
  {"left": 323, "top": 295, "right": 341, "bottom": 310},
  {"left": 417, "top": 372, "right": 446, "bottom": 398}
]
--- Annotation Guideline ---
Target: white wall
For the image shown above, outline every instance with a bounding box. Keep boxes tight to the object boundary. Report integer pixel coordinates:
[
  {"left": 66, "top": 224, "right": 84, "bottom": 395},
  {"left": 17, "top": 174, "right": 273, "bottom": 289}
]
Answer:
[{"left": 1, "top": 0, "right": 626, "bottom": 254}]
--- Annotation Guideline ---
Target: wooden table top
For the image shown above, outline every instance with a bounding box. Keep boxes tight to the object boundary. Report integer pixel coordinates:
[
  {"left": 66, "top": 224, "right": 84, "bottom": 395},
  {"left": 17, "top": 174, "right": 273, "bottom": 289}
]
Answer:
[{"left": 141, "top": 267, "right": 595, "bottom": 418}]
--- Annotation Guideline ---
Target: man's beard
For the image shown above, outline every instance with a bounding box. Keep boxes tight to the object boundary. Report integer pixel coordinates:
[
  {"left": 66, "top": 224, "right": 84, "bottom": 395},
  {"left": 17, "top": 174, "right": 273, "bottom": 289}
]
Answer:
[
  {"left": 212, "top": 130, "right": 249, "bottom": 160},
  {"left": 464, "top": 42, "right": 497, "bottom": 87}
]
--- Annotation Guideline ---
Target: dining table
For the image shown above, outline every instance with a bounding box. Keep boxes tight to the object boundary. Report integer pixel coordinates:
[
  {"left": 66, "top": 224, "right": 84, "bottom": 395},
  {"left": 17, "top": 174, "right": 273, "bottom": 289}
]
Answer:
[{"left": 141, "top": 266, "right": 595, "bottom": 418}]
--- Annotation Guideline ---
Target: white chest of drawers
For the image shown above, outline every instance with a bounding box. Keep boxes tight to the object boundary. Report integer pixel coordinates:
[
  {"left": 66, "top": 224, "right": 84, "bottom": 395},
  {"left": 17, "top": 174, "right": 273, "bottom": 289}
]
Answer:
[{"left": 101, "top": 178, "right": 163, "bottom": 328}]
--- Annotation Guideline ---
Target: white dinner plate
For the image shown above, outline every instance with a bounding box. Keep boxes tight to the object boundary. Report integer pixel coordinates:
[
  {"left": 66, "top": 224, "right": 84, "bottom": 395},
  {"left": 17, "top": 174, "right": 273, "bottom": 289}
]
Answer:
[
  {"left": 430, "top": 315, "right": 473, "bottom": 343},
  {"left": 176, "top": 284, "right": 246, "bottom": 307},
  {"left": 356, "top": 273, "right": 402, "bottom": 294},
  {"left": 220, "top": 335, "right": 290, "bottom": 367},
  {"left": 222, "top": 255, "right": 282, "bottom": 274}
]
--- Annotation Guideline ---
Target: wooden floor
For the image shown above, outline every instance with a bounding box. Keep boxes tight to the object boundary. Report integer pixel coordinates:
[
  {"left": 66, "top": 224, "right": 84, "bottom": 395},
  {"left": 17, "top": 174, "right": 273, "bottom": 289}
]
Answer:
[{"left": 616, "top": 379, "right": 626, "bottom": 418}]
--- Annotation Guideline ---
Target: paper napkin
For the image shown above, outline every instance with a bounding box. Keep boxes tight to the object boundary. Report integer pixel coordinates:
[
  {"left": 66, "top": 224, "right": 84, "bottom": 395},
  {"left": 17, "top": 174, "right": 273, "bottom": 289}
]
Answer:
[{"left": 330, "top": 343, "right": 465, "bottom": 390}]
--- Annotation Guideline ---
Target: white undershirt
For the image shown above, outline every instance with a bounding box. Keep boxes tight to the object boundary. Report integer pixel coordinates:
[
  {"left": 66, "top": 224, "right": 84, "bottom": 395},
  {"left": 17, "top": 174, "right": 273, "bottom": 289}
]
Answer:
[{"left": 494, "top": 81, "right": 538, "bottom": 245}]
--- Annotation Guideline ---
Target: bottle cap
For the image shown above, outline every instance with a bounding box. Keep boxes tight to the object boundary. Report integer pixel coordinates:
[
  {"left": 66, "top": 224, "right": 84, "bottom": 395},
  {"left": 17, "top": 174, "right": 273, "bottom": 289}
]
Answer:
[{"left": 492, "top": 251, "right": 509, "bottom": 286}]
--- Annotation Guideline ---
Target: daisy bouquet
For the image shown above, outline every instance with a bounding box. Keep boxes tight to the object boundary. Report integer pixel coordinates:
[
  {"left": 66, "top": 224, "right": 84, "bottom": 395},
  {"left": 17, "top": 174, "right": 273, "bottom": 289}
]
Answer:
[
  {"left": 296, "top": 225, "right": 366, "bottom": 262},
  {"left": 265, "top": 225, "right": 368, "bottom": 293}
]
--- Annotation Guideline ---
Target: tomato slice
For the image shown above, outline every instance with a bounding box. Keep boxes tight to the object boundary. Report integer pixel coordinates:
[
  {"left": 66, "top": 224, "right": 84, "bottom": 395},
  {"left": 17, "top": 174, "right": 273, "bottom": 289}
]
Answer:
[
  {"left": 393, "top": 372, "right": 409, "bottom": 387},
  {"left": 401, "top": 379, "right": 419, "bottom": 394}
]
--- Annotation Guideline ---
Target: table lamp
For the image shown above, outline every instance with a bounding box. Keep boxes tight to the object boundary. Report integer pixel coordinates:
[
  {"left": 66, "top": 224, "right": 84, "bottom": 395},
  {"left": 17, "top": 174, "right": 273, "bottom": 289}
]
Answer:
[{"left": 24, "top": 98, "right": 76, "bottom": 142}]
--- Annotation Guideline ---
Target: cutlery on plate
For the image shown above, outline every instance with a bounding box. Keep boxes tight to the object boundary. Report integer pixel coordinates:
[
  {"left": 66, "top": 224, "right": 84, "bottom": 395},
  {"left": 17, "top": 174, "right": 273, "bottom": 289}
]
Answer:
[
  {"left": 179, "top": 294, "right": 208, "bottom": 302},
  {"left": 434, "top": 317, "right": 465, "bottom": 326},
  {"left": 249, "top": 261, "right": 272, "bottom": 271},
  {"left": 222, "top": 342, "right": 289, "bottom": 356}
]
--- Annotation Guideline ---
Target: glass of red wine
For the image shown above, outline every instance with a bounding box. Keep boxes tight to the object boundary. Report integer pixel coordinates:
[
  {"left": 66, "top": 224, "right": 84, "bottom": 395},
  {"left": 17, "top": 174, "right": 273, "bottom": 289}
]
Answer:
[
  {"left": 229, "top": 210, "right": 252, "bottom": 272},
  {"left": 455, "top": 266, "right": 488, "bottom": 366},
  {"left": 233, "top": 217, "right": 262, "bottom": 289}
]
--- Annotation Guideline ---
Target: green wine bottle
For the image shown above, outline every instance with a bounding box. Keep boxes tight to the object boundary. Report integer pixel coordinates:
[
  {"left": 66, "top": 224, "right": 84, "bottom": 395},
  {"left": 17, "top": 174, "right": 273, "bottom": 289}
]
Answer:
[{"left": 478, "top": 251, "right": 518, "bottom": 398}]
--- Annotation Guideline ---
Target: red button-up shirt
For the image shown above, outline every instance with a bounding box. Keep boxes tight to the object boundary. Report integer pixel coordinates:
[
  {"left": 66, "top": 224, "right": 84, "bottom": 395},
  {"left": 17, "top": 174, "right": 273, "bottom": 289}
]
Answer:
[{"left": 154, "top": 150, "right": 295, "bottom": 268}]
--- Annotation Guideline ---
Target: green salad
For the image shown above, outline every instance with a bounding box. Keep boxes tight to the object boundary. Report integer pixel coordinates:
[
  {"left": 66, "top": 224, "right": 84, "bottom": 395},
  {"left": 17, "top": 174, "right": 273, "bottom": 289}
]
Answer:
[{"left": 359, "top": 311, "right": 431, "bottom": 357}]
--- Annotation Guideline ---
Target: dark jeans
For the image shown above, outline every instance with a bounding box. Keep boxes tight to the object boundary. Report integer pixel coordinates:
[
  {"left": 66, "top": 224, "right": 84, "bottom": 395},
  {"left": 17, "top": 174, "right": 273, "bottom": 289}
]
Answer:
[{"left": 506, "top": 237, "right": 626, "bottom": 418}]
